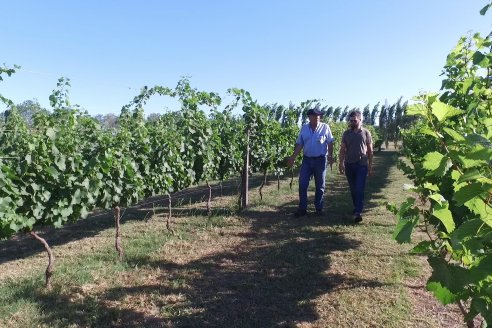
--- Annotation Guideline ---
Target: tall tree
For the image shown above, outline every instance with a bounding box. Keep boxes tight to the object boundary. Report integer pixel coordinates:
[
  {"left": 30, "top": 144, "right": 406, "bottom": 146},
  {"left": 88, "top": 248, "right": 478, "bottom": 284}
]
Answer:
[
  {"left": 378, "top": 104, "right": 388, "bottom": 150},
  {"left": 386, "top": 103, "right": 396, "bottom": 149},
  {"left": 14, "top": 100, "right": 49, "bottom": 126},
  {"left": 393, "top": 97, "right": 405, "bottom": 148},
  {"left": 339, "top": 105, "right": 350, "bottom": 122},
  {"left": 362, "top": 104, "right": 370, "bottom": 124},
  {"left": 283, "top": 102, "right": 297, "bottom": 126},
  {"left": 94, "top": 113, "right": 119, "bottom": 129},
  {"left": 370, "top": 102, "right": 380, "bottom": 125},
  {"left": 325, "top": 106, "right": 334, "bottom": 120},
  {"left": 146, "top": 113, "right": 161, "bottom": 122},
  {"left": 332, "top": 106, "right": 342, "bottom": 122}
]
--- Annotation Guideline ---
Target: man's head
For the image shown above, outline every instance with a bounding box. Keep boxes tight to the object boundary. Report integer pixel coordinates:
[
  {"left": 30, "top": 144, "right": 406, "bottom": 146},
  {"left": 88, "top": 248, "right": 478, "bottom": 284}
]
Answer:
[
  {"left": 348, "top": 110, "right": 362, "bottom": 129},
  {"left": 306, "top": 108, "right": 324, "bottom": 117},
  {"left": 306, "top": 108, "right": 323, "bottom": 126}
]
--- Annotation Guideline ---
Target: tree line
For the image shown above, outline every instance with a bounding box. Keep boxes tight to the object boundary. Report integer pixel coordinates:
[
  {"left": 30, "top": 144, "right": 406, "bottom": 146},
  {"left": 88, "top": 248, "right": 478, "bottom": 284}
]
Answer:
[{"left": 1, "top": 90, "right": 405, "bottom": 150}]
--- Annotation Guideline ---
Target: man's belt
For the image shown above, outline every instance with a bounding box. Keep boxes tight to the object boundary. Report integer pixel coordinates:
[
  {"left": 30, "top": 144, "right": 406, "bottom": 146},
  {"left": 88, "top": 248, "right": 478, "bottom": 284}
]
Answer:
[{"left": 303, "top": 155, "right": 325, "bottom": 159}]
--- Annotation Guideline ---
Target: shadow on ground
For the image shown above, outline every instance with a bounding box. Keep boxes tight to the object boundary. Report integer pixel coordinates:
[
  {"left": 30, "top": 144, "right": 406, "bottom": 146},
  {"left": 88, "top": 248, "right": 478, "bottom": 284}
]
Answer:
[
  {"left": 26, "top": 204, "right": 387, "bottom": 328},
  {"left": 3, "top": 151, "right": 399, "bottom": 327}
]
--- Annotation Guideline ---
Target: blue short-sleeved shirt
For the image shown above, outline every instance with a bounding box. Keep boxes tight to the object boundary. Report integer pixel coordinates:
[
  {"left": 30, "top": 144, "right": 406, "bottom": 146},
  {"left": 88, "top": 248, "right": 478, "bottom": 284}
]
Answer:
[{"left": 296, "top": 122, "right": 335, "bottom": 157}]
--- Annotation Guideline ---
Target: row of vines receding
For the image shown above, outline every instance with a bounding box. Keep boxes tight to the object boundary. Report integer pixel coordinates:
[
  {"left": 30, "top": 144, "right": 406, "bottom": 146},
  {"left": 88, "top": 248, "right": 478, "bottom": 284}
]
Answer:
[{"left": 0, "top": 69, "right": 387, "bottom": 289}]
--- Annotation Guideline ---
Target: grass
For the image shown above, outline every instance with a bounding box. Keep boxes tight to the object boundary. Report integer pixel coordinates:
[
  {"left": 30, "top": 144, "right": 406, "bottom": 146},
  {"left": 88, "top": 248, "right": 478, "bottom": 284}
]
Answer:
[{"left": 0, "top": 149, "right": 466, "bottom": 327}]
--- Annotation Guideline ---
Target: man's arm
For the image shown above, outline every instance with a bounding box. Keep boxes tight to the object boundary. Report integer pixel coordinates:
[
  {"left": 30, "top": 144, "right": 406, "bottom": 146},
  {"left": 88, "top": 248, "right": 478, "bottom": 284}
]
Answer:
[
  {"left": 338, "top": 141, "right": 346, "bottom": 174},
  {"left": 327, "top": 142, "right": 334, "bottom": 169},
  {"left": 367, "top": 140, "right": 373, "bottom": 176},
  {"left": 327, "top": 142, "right": 334, "bottom": 159},
  {"left": 287, "top": 144, "right": 303, "bottom": 167}
]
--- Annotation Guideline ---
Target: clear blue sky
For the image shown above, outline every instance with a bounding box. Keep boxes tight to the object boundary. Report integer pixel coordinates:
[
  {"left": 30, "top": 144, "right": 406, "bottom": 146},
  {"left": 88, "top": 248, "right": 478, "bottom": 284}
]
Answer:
[{"left": 1, "top": 1, "right": 491, "bottom": 116}]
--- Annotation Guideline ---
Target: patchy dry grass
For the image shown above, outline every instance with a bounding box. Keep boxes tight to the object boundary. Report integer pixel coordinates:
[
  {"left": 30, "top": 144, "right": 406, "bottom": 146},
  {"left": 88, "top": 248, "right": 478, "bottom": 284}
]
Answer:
[{"left": 0, "top": 149, "right": 467, "bottom": 327}]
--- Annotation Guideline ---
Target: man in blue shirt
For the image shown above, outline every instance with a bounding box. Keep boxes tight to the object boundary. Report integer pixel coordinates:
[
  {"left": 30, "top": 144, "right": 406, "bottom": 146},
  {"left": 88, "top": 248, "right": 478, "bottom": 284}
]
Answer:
[{"left": 287, "top": 108, "right": 335, "bottom": 217}]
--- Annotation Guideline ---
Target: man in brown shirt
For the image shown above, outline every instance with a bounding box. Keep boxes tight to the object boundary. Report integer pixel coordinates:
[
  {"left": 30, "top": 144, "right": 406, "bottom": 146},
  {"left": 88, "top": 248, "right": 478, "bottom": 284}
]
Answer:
[{"left": 338, "top": 110, "right": 373, "bottom": 223}]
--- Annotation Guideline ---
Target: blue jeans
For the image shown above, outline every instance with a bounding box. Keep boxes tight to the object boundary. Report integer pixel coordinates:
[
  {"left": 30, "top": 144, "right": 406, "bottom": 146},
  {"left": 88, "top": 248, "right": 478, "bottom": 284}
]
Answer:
[
  {"left": 298, "top": 156, "right": 327, "bottom": 211},
  {"left": 344, "top": 162, "right": 368, "bottom": 214}
]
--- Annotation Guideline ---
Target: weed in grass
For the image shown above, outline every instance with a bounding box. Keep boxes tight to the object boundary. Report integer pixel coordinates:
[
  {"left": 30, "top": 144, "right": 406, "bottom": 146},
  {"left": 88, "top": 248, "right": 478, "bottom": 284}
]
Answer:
[
  {"left": 54, "top": 264, "right": 93, "bottom": 286},
  {"left": 0, "top": 277, "right": 43, "bottom": 319},
  {"left": 160, "top": 300, "right": 194, "bottom": 318},
  {"left": 394, "top": 254, "right": 422, "bottom": 279},
  {"left": 170, "top": 277, "right": 187, "bottom": 289}
]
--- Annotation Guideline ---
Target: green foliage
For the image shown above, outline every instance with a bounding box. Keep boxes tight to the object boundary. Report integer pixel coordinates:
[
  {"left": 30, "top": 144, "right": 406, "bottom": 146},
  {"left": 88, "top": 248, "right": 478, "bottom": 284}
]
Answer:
[
  {"left": 327, "top": 121, "right": 346, "bottom": 164},
  {"left": 10, "top": 100, "right": 49, "bottom": 127},
  {"left": 0, "top": 161, "right": 26, "bottom": 238},
  {"left": 122, "top": 78, "right": 222, "bottom": 188},
  {"left": 210, "top": 108, "right": 244, "bottom": 180},
  {"left": 0, "top": 88, "right": 99, "bottom": 236},
  {"left": 145, "top": 113, "right": 183, "bottom": 195},
  {"left": 0, "top": 64, "right": 20, "bottom": 108},
  {"left": 394, "top": 26, "right": 492, "bottom": 324}
]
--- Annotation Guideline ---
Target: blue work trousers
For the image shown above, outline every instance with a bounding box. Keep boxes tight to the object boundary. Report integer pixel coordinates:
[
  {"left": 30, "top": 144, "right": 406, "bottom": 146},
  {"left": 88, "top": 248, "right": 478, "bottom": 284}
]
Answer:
[
  {"left": 298, "top": 156, "right": 327, "bottom": 211},
  {"left": 344, "top": 162, "right": 368, "bottom": 215}
]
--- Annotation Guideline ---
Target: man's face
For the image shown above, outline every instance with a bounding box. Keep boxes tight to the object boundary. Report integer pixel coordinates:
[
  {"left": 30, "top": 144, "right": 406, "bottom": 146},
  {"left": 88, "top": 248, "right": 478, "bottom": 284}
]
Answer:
[
  {"left": 308, "top": 114, "right": 320, "bottom": 124},
  {"left": 349, "top": 115, "right": 361, "bottom": 129}
]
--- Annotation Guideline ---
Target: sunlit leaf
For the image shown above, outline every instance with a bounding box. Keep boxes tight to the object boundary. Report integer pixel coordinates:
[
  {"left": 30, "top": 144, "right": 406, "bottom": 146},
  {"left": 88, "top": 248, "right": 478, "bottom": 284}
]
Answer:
[
  {"left": 45, "top": 166, "right": 59, "bottom": 179},
  {"left": 462, "top": 77, "right": 474, "bottom": 94},
  {"left": 423, "top": 152, "right": 445, "bottom": 171},
  {"left": 393, "top": 213, "right": 419, "bottom": 244},
  {"left": 454, "top": 182, "right": 485, "bottom": 205},
  {"left": 420, "top": 127, "right": 439, "bottom": 138},
  {"left": 429, "top": 193, "right": 446, "bottom": 204},
  {"left": 423, "top": 183, "right": 440, "bottom": 191},
  {"left": 458, "top": 169, "right": 483, "bottom": 183},
  {"left": 55, "top": 156, "right": 66, "bottom": 171},
  {"left": 450, "top": 219, "right": 482, "bottom": 243},
  {"left": 410, "top": 240, "right": 433, "bottom": 254},
  {"left": 442, "top": 127, "right": 465, "bottom": 142},
  {"left": 423, "top": 152, "right": 451, "bottom": 176},
  {"left": 432, "top": 204, "right": 455, "bottom": 233},
  {"left": 464, "top": 198, "right": 492, "bottom": 226},
  {"left": 426, "top": 282, "right": 457, "bottom": 305},
  {"left": 484, "top": 118, "right": 492, "bottom": 139},
  {"left": 406, "top": 104, "right": 427, "bottom": 117},
  {"left": 431, "top": 102, "right": 463, "bottom": 122},
  {"left": 46, "top": 127, "right": 56, "bottom": 140}
]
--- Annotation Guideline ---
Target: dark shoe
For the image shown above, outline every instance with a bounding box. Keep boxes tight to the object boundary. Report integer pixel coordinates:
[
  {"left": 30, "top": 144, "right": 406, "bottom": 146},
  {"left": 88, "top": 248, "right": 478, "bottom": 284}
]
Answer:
[
  {"left": 294, "top": 209, "right": 307, "bottom": 218},
  {"left": 315, "top": 209, "right": 323, "bottom": 216},
  {"left": 353, "top": 213, "right": 362, "bottom": 223}
]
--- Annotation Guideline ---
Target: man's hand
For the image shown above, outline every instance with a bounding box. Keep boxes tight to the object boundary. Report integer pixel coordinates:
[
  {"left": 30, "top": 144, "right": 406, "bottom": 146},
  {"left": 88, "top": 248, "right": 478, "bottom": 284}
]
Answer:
[
  {"left": 327, "top": 156, "right": 335, "bottom": 171},
  {"left": 338, "top": 162, "right": 345, "bottom": 175},
  {"left": 287, "top": 144, "right": 303, "bottom": 168},
  {"left": 287, "top": 156, "right": 296, "bottom": 168}
]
